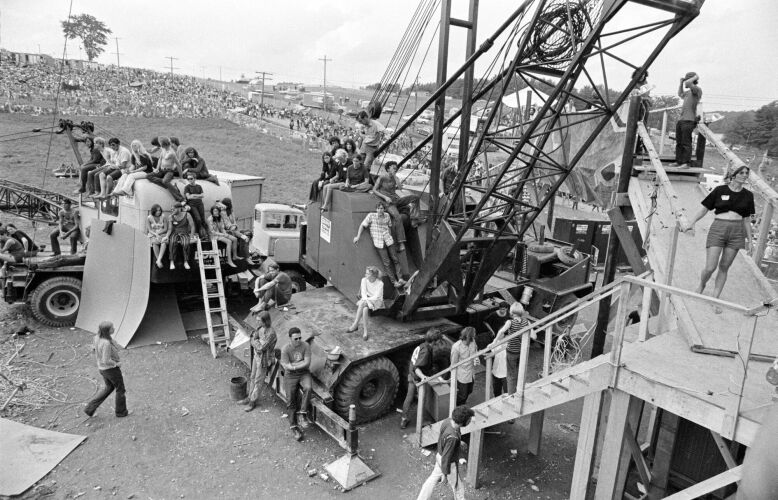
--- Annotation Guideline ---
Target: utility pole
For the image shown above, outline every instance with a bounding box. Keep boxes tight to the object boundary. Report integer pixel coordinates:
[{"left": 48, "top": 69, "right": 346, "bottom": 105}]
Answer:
[
  {"left": 164, "top": 56, "right": 179, "bottom": 74},
  {"left": 219, "top": 66, "right": 222, "bottom": 82},
  {"left": 112, "top": 37, "right": 122, "bottom": 67},
  {"left": 255, "top": 71, "right": 274, "bottom": 108},
  {"left": 319, "top": 55, "right": 332, "bottom": 111}
]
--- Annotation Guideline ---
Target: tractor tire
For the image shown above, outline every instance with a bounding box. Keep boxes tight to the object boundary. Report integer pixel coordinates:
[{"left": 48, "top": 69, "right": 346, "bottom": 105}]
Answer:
[
  {"left": 527, "top": 242, "right": 554, "bottom": 254},
  {"left": 334, "top": 357, "right": 399, "bottom": 424},
  {"left": 285, "top": 270, "right": 307, "bottom": 294},
  {"left": 30, "top": 276, "right": 82, "bottom": 327},
  {"left": 551, "top": 293, "right": 578, "bottom": 335}
]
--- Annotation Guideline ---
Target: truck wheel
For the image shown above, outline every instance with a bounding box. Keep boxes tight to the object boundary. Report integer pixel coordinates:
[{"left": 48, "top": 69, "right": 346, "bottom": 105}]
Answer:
[
  {"left": 30, "top": 277, "right": 82, "bottom": 327},
  {"left": 551, "top": 294, "right": 578, "bottom": 335},
  {"left": 285, "top": 270, "right": 307, "bottom": 293},
  {"left": 335, "top": 357, "right": 399, "bottom": 424}
]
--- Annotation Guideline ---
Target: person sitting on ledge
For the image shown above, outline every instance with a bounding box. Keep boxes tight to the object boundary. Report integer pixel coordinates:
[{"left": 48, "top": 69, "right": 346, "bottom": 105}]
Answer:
[
  {"left": 320, "top": 149, "right": 351, "bottom": 212},
  {"left": 50, "top": 199, "right": 81, "bottom": 256},
  {"left": 181, "top": 147, "right": 219, "bottom": 185},
  {"left": 166, "top": 201, "right": 197, "bottom": 270},
  {"left": 0, "top": 233, "right": 25, "bottom": 264},
  {"left": 321, "top": 153, "right": 371, "bottom": 211},
  {"left": 6, "top": 224, "right": 39, "bottom": 255},
  {"left": 251, "top": 262, "right": 292, "bottom": 312},
  {"left": 207, "top": 204, "right": 239, "bottom": 267},
  {"left": 216, "top": 198, "right": 251, "bottom": 257},
  {"left": 183, "top": 173, "right": 210, "bottom": 240},
  {"left": 372, "top": 161, "right": 419, "bottom": 252},
  {"left": 145, "top": 204, "right": 169, "bottom": 269},
  {"left": 353, "top": 201, "right": 406, "bottom": 288},
  {"left": 112, "top": 139, "right": 154, "bottom": 197},
  {"left": 348, "top": 266, "right": 384, "bottom": 340}
]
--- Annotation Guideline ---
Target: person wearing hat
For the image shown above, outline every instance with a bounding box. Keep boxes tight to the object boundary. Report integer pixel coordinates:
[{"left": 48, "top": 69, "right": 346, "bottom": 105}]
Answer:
[
  {"left": 675, "top": 71, "right": 703, "bottom": 169},
  {"left": 238, "top": 311, "right": 277, "bottom": 412}
]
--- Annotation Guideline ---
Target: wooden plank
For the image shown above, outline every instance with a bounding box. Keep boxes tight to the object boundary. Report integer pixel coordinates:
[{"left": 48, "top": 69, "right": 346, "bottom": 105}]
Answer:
[
  {"left": 570, "top": 391, "right": 604, "bottom": 500},
  {"left": 648, "top": 410, "right": 679, "bottom": 497},
  {"left": 638, "top": 285, "right": 652, "bottom": 341},
  {"left": 610, "top": 283, "right": 632, "bottom": 386},
  {"left": 753, "top": 203, "right": 774, "bottom": 266},
  {"left": 416, "top": 383, "right": 426, "bottom": 446},
  {"left": 607, "top": 207, "right": 647, "bottom": 274},
  {"left": 449, "top": 368, "right": 457, "bottom": 418},
  {"left": 623, "top": 276, "right": 752, "bottom": 314},
  {"left": 625, "top": 422, "right": 652, "bottom": 489},
  {"left": 594, "top": 389, "right": 632, "bottom": 500},
  {"left": 657, "top": 224, "right": 679, "bottom": 330},
  {"left": 662, "top": 465, "right": 743, "bottom": 500},
  {"left": 516, "top": 332, "right": 530, "bottom": 408},
  {"left": 527, "top": 412, "right": 544, "bottom": 456},
  {"left": 710, "top": 431, "right": 737, "bottom": 470},
  {"left": 614, "top": 397, "right": 644, "bottom": 500},
  {"left": 467, "top": 428, "right": 484, "bottom": 488},
  {"left": 690, "top": 345, "right": 775, "bottom": 363}
]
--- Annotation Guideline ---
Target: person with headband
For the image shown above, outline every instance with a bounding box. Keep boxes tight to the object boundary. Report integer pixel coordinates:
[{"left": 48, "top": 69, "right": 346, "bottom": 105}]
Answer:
[{"left": 682, "top": 165, "right": 754, "bottom": 312}]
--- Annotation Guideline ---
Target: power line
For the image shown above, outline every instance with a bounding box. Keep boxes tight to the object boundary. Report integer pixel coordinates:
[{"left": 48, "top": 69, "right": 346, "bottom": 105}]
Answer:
[
  {"left": 254, "top": 70, "right": 273, "bottom": 107},
  {"left": 164, "top": 56, "right": 179, "bottom": 74}
]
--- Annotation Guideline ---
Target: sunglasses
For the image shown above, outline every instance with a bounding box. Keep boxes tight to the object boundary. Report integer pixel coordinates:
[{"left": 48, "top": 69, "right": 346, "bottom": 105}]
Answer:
[{"left": 291, "top": 336, "right": 302, "bottom": 341}]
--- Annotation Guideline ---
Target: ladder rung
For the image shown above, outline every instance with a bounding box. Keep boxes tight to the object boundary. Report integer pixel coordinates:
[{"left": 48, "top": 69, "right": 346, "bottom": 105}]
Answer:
[
  {"left": 205, "top": 279, "right": 221, "bottom": 284},
  {"left": 201, "top": 334, "right": 229, "bottom": 342},
  {"left": 209, "top": 308, "right": 225, "bottom": 313},
  {"left": 201, "top": 265, "right": 220, "bottom": 269},
  {"left": 206, "top": 293, "right": 223, "bottom": 298}
]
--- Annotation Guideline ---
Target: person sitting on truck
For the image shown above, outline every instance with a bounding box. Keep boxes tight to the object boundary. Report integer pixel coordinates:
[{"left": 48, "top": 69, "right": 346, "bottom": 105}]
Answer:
[
  {"left": 215, "top": 198, "right": 250, "bottom": 257},
  {"left": 308, "top": 151, "right": 334, "bottom": 203},
  {"left": 353, "top": 201, "right": 406, "bottom": 287},
  {"left": 147, "top": 136, "right": 185, "bottom": 202},
  {"left": 251, "top": 262, "right": 293, "bottom": 312},
  {"left": 50, "top": 199, "right": 81, "bottom": 256},
  {"left": 75, "top": 136, "right": 106, "bottom": 195},
  {"left": 280, "top": 327, "right": 311, "bottom": 442},
  {"left": 83, "top": 137, "right": 108, "bottom": 197},
  {"left": 319, "top": 149, "right": 351, "bottom": 212},
  {"left": 343, "top": 138, "right": 358, "bottom": 161},
  {"left": 207, "top": 204, "right": 238, "bottom": 267},
  {"left": 400, "top": 328, "right": 442, "bottom": 430},
  {"left": 166, "top": 201, "right": 197, "bottom": 270},
  {"left": 320, "top": 153, "right": 371, "bottom": 212},
  {"left": 181, "top": 147, "right": 219, "bottom": 185},
  {"left": 145, "top": 204, "right": 169, "bottom": 269},
  {"left": 372, "top": 161, "right": 419, "bottom": 252},
  {"left": 5, "top": 224, "right": 39, "bottom": 254},
  {"left": 0, "top": 233, "right": 25, "bottom": 264},
  {"left": 183, "top": 174, "right": 210, "bottom": 240},
  {"left": 328, "top": 136, "right": 342, "bottom": 156},
  {"left": 96, "top": 137, "right": 132, "bottom": 199},
  {"left": 348, "top": 266, "right": 384, "bottom": 340},
  {"left": 111, "top": 139, "right": 154, "bottom": 197}
]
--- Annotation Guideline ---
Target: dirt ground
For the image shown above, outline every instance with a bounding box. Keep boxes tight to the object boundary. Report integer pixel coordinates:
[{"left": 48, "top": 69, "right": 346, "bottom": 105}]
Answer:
[{"left": 0, "top": 289, "right": 602, "bottom": 500}]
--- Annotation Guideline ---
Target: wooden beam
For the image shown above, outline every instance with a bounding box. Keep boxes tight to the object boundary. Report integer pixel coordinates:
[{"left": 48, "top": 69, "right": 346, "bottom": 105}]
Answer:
[
  {"left": 527, "top": 412, "right": 544, "bottom": 456},
  {"left": 753, "top": 203, "right": 774, "bottom": 266},
  {"left": 607, "top": 207, "right": 647, "bottom": 274},
  {"left": 710, "top": 431, "right": 737, "bottom": 470},
  {"left": 722, "top": 315, "right": 759, "bottom": 440},
  {"left": 467, "top": 428, "right": 484, "bottom": 488},
  {"left": 638, "top": 285, "right": 652, "bottom": 341},
  {"left": 610, "top": 283, "right": 632, "bottom": 386},
  {"left": 625, "top": 422, "right": 652, "bottom": 489},
  {"left": 662, "top": 465, "right": 743, "bottom": 500},
  {"left": 594, "top": 389, "right": 632, "bottom": 500},
  {"left": 614, "top": 397, "right": 644, "bottom": 500},
  {"left": 647, "top": 411, "right": 679, "bottom": 497},
  {"left": 570, "top": 391, "right": 604, "bottom": 500}
]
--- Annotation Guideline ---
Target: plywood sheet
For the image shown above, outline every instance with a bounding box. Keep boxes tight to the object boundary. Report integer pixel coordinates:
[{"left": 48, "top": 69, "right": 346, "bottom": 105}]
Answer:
[
  {"left": 127, "top": 285, "right": 187, "bottom": 348},
  {"left": 0, "top": 418, "right": 86, "bottom": 496},
  {"left": 629, "top": 178, "right": 778, "bottom": 357},
  {"left": 75, "top": 221, "right": 151, "bottom": 348}
]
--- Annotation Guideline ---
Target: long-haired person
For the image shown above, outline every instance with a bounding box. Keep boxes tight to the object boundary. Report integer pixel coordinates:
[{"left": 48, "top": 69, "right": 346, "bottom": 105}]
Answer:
[{"left": 84, "top": 321, "right": 128, "bottom": 418}]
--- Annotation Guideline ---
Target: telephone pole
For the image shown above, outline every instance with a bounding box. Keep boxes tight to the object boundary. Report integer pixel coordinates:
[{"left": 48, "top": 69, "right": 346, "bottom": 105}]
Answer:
[
  {"left": 255, "top": 71, "right": 273, "bottom": 107},
  {"left": 164, "top": 56, "right": 179, "bottom": 74},
  {"left": 112, "top": 37, "right": 122, "bottom": 67},
  {"left": 318, "top": 55, "right": 332, "bottom": 111}
]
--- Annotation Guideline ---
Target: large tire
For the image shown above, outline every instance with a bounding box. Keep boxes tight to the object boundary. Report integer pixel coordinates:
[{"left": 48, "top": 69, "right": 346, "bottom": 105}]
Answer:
[
  {"left": 30, "top": 276, "right": 82, "bottom": 327},
  {"left": 285, "top": 270, "right": 307, "bottom": 293},
  {"left": 334, "top": 357, "right": 399, "bottom": 424}
]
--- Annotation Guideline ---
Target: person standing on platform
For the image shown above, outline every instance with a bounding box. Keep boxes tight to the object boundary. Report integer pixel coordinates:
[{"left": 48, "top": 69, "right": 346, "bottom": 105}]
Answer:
[
  {"left": 353, "top": 201, "right": 406, "bottom": 287},
  {"left": 682, "top": 165, "right": 754, "bottom": 312},
  {"left": 84, "top": 321, "right": 128, "bottom": 418},
  {"left": 238, "top": 311, "right": 277, "bottom": 412},
  {"left": 356, "top": 110, "right": 384, "bottom": 171},
  {"left": 675, "top": 72, "right": 702, "bottom": 169},
  {"left": 280, "top": 327, "right": 311, "bottom": 442},
  {"left": 416, "top": 405, "right": 474, "bottom": 500},
  {"left": 449, "top": 327, "right": 479, "bottom": 406}
]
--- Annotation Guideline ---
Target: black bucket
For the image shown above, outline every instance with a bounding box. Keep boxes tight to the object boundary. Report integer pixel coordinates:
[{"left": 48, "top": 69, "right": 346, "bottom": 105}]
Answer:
[{"left": 229, "top": 376, "right": 247, "bottom": 401}]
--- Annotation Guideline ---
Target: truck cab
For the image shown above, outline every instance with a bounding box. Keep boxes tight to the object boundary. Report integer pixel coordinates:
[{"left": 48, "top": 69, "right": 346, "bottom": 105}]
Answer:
[{"left": 250, "top": 203, "right": 308, "bottom": 291}]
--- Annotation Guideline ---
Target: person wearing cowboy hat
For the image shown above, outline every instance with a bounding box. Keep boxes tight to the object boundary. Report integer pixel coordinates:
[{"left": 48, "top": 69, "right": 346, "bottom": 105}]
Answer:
[{"left": 675, "top": 71, "right": 702, "bottom": 169}]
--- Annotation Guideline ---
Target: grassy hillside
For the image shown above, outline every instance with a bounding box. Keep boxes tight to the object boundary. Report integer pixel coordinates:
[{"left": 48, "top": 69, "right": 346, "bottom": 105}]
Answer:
[{"left": 0, "top": 114, "right": 318, "bottom": 204}]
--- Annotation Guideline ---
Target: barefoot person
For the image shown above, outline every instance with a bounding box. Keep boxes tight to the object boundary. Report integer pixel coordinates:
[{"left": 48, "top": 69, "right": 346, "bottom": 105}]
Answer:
[
  {"left": 252, "top": 263, "right": 293, "bottom": 312},
  {"left": 145, "top": 204, "right": 168, "bottom": 268},
  {"left": 238, "top": 311, "right": 277, "bottom": 412},
  {"left": 348, "top": 266, "right": 384, "bottom": 340},
  {"left": 353, "top": 201, "right": 406, "bottom": 287},
  {"left": 84, "top": 321, "right": 128, "bottom": 418},
  {"left": 682, "top": 165, "right": 754, "bottom": 310}
]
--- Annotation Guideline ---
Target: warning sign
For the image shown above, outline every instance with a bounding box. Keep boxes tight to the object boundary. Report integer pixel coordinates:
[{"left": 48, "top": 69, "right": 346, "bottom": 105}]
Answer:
[{"left": 320, "top": 216, "right": 331, "bottom": 243}]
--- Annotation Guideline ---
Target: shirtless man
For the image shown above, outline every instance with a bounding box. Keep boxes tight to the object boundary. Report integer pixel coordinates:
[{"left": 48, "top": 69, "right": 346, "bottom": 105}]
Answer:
[
  {"left": 147, "top": 136, "right": 185, "bottom": 201},
  {"left": 50, "top": 199, "right": 81, "bottom": 256}
]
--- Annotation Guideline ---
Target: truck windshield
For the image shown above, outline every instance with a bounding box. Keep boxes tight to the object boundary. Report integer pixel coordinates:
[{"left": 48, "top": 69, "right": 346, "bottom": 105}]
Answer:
[{"left": 264, "top": 213, "right": 298, "bottom": 230}]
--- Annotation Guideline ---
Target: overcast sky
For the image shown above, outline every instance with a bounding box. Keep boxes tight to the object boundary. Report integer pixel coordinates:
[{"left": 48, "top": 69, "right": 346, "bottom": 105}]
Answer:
[{"left": 1, "top": 1, "right": 775, "bottom": 111}]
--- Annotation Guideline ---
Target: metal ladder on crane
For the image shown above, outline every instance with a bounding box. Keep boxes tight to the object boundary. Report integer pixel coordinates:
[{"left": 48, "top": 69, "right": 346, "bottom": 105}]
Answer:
[{"left": 195, "top": 238, "right": 231, "bottom": 358}]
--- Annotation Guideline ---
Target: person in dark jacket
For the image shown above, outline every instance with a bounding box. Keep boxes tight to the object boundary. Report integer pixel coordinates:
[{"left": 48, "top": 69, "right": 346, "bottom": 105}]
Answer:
[
  {"left": 181, "top": 147, "right": 219, "bottom": 185},
  {"left": 416, "top": 405, "right": 474, "bottom": 500}
]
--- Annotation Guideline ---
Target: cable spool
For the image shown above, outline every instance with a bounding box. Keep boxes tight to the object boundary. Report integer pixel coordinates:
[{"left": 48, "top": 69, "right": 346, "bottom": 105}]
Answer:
[{"left": 527, "top": 241, "right": 554, "bottom": 254}]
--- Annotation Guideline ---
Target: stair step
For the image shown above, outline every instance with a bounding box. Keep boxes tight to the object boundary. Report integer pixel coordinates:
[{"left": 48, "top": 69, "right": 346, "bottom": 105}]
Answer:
[
  {"left": 206, "top": 293, "right": 223, "bottom": 299},
  {"left": 201, "top": 334, "right": 229, "bottom": 342},
  {"left": 551, "top": 381, "right": 569, "bottom": 391},
  {"left": 205, "top": 279, "right": 221, "bottom": 284},
  {"left": 474, "top": 408, "right": 488, "bottom": 420}
]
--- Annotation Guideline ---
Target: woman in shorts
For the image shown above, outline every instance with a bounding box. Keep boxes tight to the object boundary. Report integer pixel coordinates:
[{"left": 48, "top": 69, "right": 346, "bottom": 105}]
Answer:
[{"left": 683, "top": 165, "right": 754, "bottom": 310}]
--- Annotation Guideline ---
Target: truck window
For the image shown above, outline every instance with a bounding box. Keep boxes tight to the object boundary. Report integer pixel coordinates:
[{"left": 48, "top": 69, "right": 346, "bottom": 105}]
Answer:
[{"left": 264, "top": 213, "right": 298, "bottom": 230}]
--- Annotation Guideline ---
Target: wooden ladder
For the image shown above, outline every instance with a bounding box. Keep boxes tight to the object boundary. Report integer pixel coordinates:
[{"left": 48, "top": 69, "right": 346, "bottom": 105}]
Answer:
[{"left": 195, "top": 238, "right": 231, "bottom": 358}]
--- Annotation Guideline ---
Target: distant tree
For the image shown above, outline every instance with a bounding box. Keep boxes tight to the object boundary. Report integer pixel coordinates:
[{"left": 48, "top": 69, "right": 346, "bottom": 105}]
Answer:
[
  {"left": 751, "top": 101, "right": 778, "bottom": 148},
  {"left": 61, "top": 14, "right": 112, "bottom": 62},
  {"left": 650, "top": 95, "right": 679, "bottom": 110}
]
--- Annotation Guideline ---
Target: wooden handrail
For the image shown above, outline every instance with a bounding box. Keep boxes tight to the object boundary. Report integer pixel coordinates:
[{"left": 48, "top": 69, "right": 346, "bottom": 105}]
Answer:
[
  {"left": 622, "top": 276, "right": 761, "bottom": 315},
  {"left": 636, "top": 122, "right": 691, "bottom": 228},
  {"left": 415, "top": 270, "right": 652, "bottom": 388}
]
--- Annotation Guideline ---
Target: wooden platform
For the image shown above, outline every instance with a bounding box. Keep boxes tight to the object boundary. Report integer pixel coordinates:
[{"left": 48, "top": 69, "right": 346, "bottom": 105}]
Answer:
[{"left": 629, "top": 177, "right": 778, "bottom": 358}]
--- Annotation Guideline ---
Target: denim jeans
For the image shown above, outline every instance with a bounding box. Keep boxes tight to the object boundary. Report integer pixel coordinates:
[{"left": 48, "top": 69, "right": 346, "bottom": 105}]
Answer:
[
  {"left": 675, "top": 120, "right": 696, "bottom": 165},
  {"left": 85, "top": 367, "right": 127, "bottom": 416},
  {"left": 376, "top": 244, "right": 404, "bottom": 281},
  {"left": 284, "top": 371, "right": 312, "bottom": 427},
  {"left": 506, "top": 351, "right": 521, "bottom": 395}
]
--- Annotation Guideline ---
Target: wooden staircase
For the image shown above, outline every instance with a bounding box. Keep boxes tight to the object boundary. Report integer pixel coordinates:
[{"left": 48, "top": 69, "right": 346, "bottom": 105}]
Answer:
[
  {"left": 195, "top": 238, "right": 231, "bottom": 358},
  {"left": 419, "top": 356, "right": 612, "bottom": 447}
]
